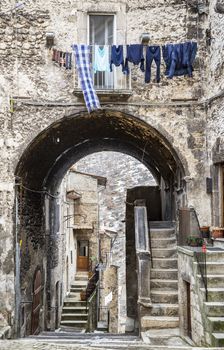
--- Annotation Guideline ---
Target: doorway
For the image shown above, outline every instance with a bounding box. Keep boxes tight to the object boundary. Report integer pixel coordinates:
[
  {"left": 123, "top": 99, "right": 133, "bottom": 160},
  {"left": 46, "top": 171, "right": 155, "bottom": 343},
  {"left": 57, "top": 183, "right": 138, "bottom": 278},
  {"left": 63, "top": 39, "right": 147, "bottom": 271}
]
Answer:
[
  {"left": 31, "top": 269, "right": 42, "bottom": 335},
  {"left": 77, "top": 240, "right": 89, "bottom": 271}
]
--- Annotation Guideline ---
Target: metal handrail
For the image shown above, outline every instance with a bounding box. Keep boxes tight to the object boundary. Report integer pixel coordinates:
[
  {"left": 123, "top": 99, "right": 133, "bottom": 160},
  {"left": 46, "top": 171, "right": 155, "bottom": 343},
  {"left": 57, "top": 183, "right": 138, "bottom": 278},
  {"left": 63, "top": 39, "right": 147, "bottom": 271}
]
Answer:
[{"left": 85, "top": 270, "right": 99, "bottom": 310}]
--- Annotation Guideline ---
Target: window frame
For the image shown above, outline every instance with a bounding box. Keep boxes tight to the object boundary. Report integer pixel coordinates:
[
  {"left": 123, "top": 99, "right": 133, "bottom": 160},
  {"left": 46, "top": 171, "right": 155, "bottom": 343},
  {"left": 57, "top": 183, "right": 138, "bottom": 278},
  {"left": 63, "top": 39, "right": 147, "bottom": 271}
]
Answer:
[{"left": 87, "top": 13, "right": 117, "bottom": 45}]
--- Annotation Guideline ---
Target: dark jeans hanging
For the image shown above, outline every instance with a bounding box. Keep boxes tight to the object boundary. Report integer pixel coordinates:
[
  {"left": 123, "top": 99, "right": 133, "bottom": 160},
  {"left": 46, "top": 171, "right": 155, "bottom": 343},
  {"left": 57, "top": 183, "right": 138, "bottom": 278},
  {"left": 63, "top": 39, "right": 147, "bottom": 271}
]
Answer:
[
  {"left": 145, "top": 45, "right": 161, "bottom": 83},
  {"left": 162, "top": 42, "right": 198, "bottom": 79}
]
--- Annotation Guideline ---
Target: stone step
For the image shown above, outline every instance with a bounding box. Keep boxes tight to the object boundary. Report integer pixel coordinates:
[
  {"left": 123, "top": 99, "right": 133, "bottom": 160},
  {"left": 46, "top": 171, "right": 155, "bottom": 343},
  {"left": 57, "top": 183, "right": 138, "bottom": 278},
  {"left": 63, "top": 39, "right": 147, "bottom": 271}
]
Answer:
[
  {"left": 208, "top": 317, "right": 224, "bottom": 332},
  {"left": 200, "top": 288, "right": 224, "bottom": 302},
  {"left": 150, "top": 228, "right": 176, "bottom": 239},
  {"left": 152, "top": 258, "right": 177, "bottom": 269},
  {"left": 60, "top": 320, "right": 87, "bottom": 327},
  {"left": 198, "top": 274, "right": 224, "bottom": 288},
  {"left": 204, "top": 302, "right": 224, "bottom": 317},
  {"left": 151, "top": 237, "right": 177, "bottom": 248},
  {"left": 151, "top": 289, "right": 178, "bottom": 303},
  {"left": 61, "top": 313, "right": 88, "bottom": 321},
  {"left": 64, "top": 300, "right": 87, "bottom": 307},
  {"left": 141, "top": 316, "right": 179, "bottom": 330},
  {"left": 151, "top": 248, "right": 177, "bottom": 258},
  {"left": 151, "top": 268, "right": 178, "bottom": 280},
  {"left": 75, "top": 275, "right": 88, "bottom": 281},
  {"left": 198, "top": 262, "right": 224, "bottom": 274},
  {"left": 70, "top": 287, "right": 85, "bottom": 293},
  {"left": 62, "top": 306, "right": 88, "bottom": 314},
  {"left": 149, "top": 221, "right": 175, "bottom": 228},
  {"left": 71, "top": 282, "right": 88, "bottom": 287},
  {"left": 205, "top": 250, "right": 224, "bottom": 262},
  {"left": 151, "top": 279, "right": 178, "bottom": 290},
  {"left": 69, "top": 292, "right": 82, "bottom": 298},
  {"left": 148, "top": 303, "right": 179, "bottom": 317},
  {"left": 211, "top": 332, "right": 224, "bottom": 347}
]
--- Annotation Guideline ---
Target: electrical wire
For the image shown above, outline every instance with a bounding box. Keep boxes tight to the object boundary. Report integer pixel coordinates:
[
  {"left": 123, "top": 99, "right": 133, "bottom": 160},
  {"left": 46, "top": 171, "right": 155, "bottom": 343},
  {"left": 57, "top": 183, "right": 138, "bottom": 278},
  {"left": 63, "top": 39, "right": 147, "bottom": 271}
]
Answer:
[{"left": 15, "top": 181, "right": 60, "bottom": 199}]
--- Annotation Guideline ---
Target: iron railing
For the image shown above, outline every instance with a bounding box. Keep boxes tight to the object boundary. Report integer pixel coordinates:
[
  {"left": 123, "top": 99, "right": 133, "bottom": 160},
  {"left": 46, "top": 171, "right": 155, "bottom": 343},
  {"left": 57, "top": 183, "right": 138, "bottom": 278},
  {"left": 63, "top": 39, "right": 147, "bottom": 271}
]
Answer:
[
  {"left": 74, "top": 45, "right": 131, "bottom": 91},
  {"left": 86, "top": 283, "right": 98, "bottom": 332}
]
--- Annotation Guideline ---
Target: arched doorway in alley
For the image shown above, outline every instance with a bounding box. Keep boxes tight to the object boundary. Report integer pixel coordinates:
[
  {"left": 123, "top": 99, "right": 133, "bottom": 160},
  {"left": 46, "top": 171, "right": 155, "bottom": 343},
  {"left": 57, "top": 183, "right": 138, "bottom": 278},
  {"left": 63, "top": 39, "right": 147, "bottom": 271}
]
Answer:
[{"left": 14, "top": 109, "right": 186, "bottom": 337}]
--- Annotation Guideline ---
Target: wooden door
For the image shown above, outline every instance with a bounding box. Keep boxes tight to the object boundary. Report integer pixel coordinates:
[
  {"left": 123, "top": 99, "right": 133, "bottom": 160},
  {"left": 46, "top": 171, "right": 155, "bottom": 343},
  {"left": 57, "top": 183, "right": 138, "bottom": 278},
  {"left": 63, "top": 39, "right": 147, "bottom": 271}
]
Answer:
[
  {"left": 31, "top": 269, "right": 42, "bottom": 335},
  {"left": 223, "top": 167, "right": 224, "bottom": 226},
  {"left": 186, "top": 281, "right": 192, "bottom": 339},
  {"left": 77, "top": 240, "right": 89, "bottom": 271},
  {"left": 55, "top": 281, "right": 60, "bottom": 329}
]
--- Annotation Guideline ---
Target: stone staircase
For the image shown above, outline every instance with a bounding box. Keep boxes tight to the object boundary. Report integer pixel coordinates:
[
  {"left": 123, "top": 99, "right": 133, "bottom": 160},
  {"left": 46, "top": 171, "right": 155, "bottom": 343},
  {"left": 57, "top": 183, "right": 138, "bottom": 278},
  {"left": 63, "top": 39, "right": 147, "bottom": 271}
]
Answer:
[
  {"left": 60, "top": 272, "right": 89, "bottom": 330},
  {"left": 141, "top": 221, "right": 179, "bottom": 331},
  {"left": 197, "top": 249, "right": 224, "bottom": 347}
]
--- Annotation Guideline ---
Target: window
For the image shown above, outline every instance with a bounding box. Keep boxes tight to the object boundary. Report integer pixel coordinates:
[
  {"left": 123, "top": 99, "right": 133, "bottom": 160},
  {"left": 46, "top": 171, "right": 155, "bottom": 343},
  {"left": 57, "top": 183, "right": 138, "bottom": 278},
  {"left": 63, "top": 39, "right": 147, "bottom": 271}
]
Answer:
[
  {"left": 87, "top": 14, "right": 130, "bottom": 91},
  {"left": 89, "top": 15, "right": 114, "bottom": 45},
  {"left": 89, "top": 14, "right": 114, "bottom": 89}
]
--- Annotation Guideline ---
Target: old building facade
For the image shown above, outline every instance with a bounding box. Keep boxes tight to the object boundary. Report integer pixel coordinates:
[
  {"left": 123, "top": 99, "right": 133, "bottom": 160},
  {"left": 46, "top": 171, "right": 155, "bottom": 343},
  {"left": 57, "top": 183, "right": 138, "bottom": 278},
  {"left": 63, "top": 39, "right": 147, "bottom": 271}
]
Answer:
[{"left": 0, "top": 0, "right": 224, "bottom": 346}]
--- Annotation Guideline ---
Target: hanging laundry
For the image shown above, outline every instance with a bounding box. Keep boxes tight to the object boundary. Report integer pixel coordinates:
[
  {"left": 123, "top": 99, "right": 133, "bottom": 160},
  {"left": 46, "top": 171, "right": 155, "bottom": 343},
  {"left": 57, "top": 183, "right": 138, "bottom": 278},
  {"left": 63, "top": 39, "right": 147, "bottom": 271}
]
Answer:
[
  {"left": 52, "top": 49, "right": 56, "bottom": 61},
  {"left": 55, "top": 50, "right": 60, "bottom": 65},
  {"left": 110, "top": 45, "right": 125, "bottom": 72},
  {"left": 123, "top": 44, "right": 144, "bottom": 75},
  {"left": 162, "top": 42, "right": 197, "bottom": 79},
  {"left": 59, "top": 52, "right": 65, "bottom": 67},
  {"left": 145, "top": 45, "right": 161, "bottom": 83},
  {"left": 94, "top": 45, "right": 110, "bottom": 73},
  {"left": 72, "top": 44, "right": 101, "bottom": 113},
  {"left": 65, "top": 52, "right": 72, "bottom": 70}
]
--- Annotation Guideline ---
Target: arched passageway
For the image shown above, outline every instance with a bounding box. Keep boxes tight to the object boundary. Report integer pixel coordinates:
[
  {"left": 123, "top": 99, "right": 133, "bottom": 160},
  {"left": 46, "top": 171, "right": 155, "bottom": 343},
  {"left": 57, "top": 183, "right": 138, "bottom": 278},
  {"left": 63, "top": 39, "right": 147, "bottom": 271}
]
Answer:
[
  {"left": 16, "top": 109, "right": 185, "bottom": 193},
  {"left": 14, "top": 109, "right": 186, "bottom": 336}
]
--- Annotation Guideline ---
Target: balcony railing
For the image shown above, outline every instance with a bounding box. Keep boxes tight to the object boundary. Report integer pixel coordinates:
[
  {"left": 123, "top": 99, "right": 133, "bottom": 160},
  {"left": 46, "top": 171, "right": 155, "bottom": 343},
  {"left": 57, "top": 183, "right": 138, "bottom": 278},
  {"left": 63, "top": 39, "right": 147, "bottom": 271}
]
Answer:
[{"left": 74, "top": 45, "right": 131, "bottom": 92}]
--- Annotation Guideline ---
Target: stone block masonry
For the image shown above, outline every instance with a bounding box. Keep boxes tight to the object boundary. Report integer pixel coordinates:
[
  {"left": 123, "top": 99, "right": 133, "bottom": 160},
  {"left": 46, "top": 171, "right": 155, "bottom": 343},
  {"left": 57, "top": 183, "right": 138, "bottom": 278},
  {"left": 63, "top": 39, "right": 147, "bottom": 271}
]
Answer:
[{"left": 0, "top": 0, "right": 223, "bottom": 340}]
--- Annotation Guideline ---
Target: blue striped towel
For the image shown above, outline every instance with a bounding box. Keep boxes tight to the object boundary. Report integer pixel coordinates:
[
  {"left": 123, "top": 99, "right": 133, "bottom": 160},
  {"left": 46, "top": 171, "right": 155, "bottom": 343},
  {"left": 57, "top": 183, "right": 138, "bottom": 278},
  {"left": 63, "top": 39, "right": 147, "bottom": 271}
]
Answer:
[{"left": 72, "top": 44, "right": 101, "bottom": 113}]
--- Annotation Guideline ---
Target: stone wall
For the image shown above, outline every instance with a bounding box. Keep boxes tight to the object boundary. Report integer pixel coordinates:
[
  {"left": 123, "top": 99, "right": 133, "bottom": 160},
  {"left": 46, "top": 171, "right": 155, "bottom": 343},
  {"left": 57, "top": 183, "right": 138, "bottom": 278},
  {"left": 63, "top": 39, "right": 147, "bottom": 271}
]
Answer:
[{"left": 0, "top": 0, "right": 223, "bottom": 336}]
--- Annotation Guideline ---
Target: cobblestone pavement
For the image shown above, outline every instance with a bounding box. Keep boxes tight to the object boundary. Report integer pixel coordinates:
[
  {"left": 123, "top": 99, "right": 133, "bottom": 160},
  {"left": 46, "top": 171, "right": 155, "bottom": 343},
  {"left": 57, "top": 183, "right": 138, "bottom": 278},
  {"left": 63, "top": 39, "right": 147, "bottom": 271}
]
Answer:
[{"left": 0, "top": 338, "right": 223, "bottom": 350}]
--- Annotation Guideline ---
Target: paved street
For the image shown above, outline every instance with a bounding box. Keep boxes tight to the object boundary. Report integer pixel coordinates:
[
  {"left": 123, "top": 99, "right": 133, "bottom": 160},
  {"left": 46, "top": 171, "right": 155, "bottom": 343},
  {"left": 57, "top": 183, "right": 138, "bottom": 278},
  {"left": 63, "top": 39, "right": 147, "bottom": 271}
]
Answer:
[{"left": 0, "top": 335, "right": 223, "bottom": 350}]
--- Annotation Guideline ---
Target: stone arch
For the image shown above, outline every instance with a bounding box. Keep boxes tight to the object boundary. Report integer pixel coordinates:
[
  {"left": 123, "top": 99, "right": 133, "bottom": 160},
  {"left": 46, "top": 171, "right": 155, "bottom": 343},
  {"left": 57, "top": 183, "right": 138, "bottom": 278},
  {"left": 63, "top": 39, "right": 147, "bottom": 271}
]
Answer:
[{"left": 15, "top": 109, "right": 186, "bottom": 193}]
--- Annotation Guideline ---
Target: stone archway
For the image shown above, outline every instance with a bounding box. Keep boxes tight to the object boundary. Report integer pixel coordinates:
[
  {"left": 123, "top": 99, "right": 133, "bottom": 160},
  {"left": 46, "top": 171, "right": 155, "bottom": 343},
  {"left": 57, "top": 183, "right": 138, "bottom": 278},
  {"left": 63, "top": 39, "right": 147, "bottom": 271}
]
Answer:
[{"left": 14, "top": 109, "right": 186, "bottom": 336}]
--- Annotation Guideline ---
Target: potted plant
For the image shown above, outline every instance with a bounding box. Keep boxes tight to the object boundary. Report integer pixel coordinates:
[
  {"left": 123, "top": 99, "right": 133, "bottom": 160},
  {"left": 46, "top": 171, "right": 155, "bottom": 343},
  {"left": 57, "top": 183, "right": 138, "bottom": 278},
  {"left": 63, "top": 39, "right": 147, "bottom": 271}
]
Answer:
[
  {"left": 80, "top": 289, "right": 87, "bottom": 301},
  {"left": 211, "top": 227, "right": 224, "bottom": 239},
  {"left": 200, "top": 226, "right": 210, "bottom": 239},
  {"left": 186, "top": 236, "right": 203, "bottom": 247}
]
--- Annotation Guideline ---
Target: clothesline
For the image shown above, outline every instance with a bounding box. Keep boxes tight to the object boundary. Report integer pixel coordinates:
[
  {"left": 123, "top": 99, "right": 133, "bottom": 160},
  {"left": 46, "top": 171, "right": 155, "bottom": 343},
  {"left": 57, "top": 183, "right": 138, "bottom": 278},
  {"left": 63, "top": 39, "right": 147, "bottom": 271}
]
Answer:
[
  {"left": 52, "top": 42, "right": 198, "bottom": 113},
  {"left": 53, "top": 41, "right": 198, "bottom": 53}
]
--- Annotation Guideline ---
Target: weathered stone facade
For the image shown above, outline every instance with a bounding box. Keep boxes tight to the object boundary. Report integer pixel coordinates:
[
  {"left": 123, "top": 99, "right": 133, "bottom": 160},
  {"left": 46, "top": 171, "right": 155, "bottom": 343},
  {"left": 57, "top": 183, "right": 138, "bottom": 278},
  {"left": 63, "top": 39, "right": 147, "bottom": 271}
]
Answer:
[{"left": 0, "top": 0, "right": 223, "bottom": 342}]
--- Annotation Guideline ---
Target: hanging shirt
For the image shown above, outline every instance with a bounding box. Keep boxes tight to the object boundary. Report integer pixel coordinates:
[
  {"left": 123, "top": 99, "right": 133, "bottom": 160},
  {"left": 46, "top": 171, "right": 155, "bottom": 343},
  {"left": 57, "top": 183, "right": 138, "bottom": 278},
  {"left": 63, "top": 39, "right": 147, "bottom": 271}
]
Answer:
[
  {"left": 145, "top": 45, "right": 161, "bottom": 83},
  {"left": 162, "top": 42, "right": 197, "bottom": 79},
  {"left": 110, "top": 45, "right": 125, "bottom": 72},
  {"left": 94, "top": 45, "right": 110, "bottom": 73},
  {"left": 123, "top": 44, "right": 145, "bottom": 75}
]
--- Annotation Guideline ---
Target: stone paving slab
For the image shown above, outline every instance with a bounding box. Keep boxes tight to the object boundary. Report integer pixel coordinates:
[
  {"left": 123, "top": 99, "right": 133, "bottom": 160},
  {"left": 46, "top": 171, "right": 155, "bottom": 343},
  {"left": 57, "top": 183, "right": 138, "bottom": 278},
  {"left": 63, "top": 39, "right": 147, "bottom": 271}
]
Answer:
[{"left": 0, "top": 339, "right": 224, "bottom": 350}]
